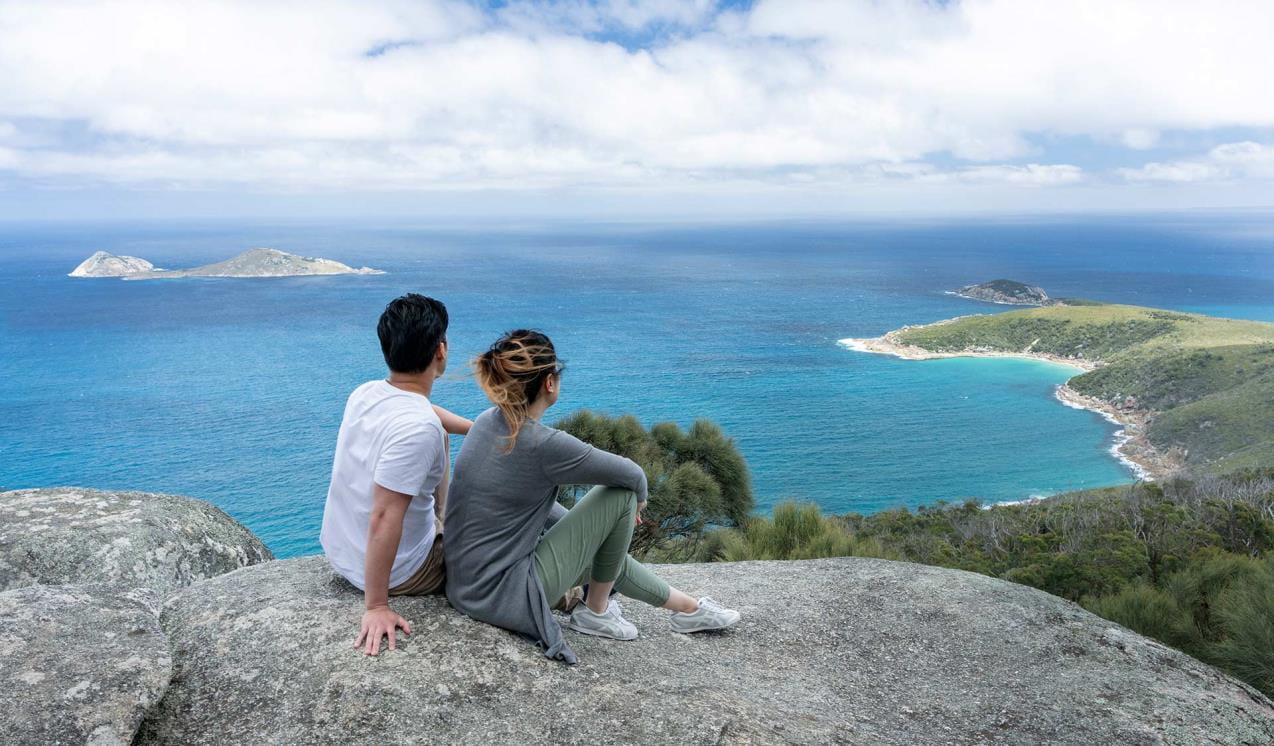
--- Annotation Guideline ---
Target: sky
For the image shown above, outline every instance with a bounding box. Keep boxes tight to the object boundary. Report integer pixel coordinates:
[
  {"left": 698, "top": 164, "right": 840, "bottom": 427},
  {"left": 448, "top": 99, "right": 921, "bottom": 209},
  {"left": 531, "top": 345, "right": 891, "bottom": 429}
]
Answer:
[{"left": 1, "top": 0, "right": 1273, "bottom": 220}]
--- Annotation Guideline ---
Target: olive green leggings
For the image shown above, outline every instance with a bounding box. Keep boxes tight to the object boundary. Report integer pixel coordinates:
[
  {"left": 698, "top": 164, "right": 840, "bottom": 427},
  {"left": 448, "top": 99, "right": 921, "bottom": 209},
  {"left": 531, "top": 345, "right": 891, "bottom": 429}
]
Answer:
[{"left": 533, "top": 486, "right": 671, "bottom": 608}]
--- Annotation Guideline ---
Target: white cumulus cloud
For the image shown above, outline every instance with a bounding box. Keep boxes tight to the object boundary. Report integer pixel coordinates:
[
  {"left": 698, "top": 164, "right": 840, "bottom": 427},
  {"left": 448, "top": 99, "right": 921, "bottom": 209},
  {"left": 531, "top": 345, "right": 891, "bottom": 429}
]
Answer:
[
  {"left": 0, "top": 0, "right": 1271, "bottom": 200},
  {"left": 1120, "top": 141, "right": 1274, "bottom": 183}
]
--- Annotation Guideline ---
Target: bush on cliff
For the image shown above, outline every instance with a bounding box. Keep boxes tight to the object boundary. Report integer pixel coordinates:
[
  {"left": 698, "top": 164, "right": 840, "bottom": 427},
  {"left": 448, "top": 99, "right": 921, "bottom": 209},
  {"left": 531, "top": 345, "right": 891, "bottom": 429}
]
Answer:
[
  {"left": 1081, "top": 554, "right": 1274, "bottom": 695},
  {"left": 694, "top": 475, "right": 1274, "bottom": 697},
  {"left": 692, "top": 502, "right": 898, "bottom": 562},
  {"left": 552, "top": 410, "right": 753, "bottom": 558}
]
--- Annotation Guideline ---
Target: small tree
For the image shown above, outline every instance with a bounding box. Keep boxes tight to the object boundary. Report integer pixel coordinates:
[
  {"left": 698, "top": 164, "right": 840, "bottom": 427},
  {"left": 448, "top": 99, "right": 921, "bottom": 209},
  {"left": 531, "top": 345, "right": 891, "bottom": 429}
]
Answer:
[{"left": 552, "top": 410, "right": 754, "bottom": 558}]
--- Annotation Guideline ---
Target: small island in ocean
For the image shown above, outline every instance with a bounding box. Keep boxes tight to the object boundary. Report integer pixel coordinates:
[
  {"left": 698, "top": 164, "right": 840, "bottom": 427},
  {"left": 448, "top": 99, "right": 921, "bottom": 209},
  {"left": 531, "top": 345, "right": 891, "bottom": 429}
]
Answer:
[
  {"left": 951, "top": 278, "right": 1056, "bottom": 306},
  {"left": 843, "top": 289, "right": 1274, "bottom": 479},
  {"left": 68, "top": 248, "right": 383, "bottom": 280}
]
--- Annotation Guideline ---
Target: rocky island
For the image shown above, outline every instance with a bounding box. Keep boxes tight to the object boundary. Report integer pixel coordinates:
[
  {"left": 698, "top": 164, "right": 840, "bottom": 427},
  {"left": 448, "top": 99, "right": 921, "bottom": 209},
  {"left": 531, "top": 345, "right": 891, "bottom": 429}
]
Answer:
[
  {"left": 842, "top": 295, "right": 1274, "bottom": 479},
  {"left": 951, "top": 278, "right": 1056, "bottom": 306},
  {"left": 68, "top": 251, "right": 159, "bottom": 277},
  {"left": 3, "top": 487, "right": 1272, "bottom": 745},
  {"left": 68, "top": 248, "right": 382, "bottom": 279}
]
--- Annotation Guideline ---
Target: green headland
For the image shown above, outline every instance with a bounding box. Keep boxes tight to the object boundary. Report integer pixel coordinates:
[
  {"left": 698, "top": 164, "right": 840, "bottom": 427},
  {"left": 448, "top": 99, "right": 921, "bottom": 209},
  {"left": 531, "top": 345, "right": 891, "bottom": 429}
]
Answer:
[{"left": 846, "top": 300, "right": 1274, "bottom": 477}]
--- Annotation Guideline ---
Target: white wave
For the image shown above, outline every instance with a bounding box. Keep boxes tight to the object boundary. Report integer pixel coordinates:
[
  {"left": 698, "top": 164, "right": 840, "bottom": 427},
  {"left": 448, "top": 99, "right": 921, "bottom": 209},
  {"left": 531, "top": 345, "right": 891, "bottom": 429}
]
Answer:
[
  {"left": 1053, "top": 386, "right": 1153, "bottom": 481},
  {"left": 986, "top": 494, "right": 1050, "bottom": 509}
]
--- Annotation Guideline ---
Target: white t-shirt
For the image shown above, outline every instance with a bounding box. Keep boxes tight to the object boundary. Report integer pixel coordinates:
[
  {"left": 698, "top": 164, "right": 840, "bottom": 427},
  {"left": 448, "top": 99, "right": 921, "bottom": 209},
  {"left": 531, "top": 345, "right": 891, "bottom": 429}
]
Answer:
[{"left": 320, "top": 380, "right": 446, "bottom": 591}]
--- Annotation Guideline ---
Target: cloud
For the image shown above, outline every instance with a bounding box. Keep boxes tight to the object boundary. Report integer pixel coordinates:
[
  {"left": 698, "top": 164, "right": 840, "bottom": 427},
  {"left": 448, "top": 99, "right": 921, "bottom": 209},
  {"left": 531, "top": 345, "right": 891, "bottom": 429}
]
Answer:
[
  {"left": 1120, "top": 141, "right": 1274, "bottom": 183},
  {"left": 497, "top": 0, "right": 719, "bottom": 34},
  {"left": 0, "top": 0, "right": 1271, "bottom": 200},
  {"left": 864, "top": 161, "right": 1083, "bottom": 186},
  {"left": 1120, "top": 129, "right": 1160, "bottom": 150}
]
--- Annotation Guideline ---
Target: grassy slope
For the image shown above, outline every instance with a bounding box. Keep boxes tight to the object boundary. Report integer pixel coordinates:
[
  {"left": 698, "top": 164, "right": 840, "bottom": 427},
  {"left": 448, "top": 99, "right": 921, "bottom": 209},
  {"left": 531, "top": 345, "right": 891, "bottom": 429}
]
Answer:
[{"left": 894, "top": 303, "right": 1274, "bottom": 472}]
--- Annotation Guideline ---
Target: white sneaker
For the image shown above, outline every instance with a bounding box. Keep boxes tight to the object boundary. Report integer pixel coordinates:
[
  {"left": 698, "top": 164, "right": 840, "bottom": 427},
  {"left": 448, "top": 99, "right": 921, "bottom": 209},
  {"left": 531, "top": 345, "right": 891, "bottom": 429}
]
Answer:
[
  {"left": 669, "top": 597, "right": 740, "bottom": 633},
  {"left": 567, "top": 599, "right": 638, "bottom": 640}
]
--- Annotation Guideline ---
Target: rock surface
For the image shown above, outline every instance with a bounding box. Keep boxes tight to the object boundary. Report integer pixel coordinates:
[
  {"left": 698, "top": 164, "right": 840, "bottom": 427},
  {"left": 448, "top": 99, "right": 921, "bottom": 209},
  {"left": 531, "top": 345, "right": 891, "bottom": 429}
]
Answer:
[
  {"left": 954, "top": 279, "right": 1053, "bottom": 306},
  {"left": 0, "top": 583, "right": 171, "bottom": 745},
  {"left": 68, "top": 250, "right": 157, "bottom": 277},
  {"left": 140, "top": 555, "right": 1274, "bottom": 745},
  {"left": 0, "top": 487, "right": 273, "bottom": 594}
]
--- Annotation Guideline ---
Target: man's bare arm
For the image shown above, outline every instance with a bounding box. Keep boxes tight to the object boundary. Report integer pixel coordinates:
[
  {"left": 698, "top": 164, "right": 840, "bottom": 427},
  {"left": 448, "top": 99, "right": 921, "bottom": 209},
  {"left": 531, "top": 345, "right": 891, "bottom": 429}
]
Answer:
[
  {"left": 353, "top": 483, "right": 413, "bottom": 656},
  {"left": 432, "top": 404, "right": 473, "bottom": 436}
]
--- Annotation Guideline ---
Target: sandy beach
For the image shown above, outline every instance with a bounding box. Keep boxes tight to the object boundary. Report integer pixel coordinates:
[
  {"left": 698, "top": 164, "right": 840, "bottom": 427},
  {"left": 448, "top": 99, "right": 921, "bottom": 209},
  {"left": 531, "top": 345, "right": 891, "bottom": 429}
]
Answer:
[{"left": 839, "top": 323, "right": 1181, "bottom": 481}]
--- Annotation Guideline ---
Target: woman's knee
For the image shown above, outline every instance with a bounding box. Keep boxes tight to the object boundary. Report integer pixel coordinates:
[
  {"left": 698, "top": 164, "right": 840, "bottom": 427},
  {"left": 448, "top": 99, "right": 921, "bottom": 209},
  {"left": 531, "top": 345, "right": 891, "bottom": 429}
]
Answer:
[{"left": 582, "top": 486, "right": 636, "bottom": 513}]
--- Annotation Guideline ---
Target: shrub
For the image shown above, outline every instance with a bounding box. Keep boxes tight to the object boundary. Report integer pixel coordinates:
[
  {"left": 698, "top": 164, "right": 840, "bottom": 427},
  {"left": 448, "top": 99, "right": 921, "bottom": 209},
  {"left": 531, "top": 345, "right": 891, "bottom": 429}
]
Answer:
[
  {"left": 553, "top": 410, "right": 753, "bottom": 558},
  {"left": 700, "top": 501, "right": 899, "bottom": 562},
  {"left": 1081, "top": 585, "right": 1195, "bottom": 650},
  {"left": 1207, "top": 561, "right": 1274, "bottom": 694}
]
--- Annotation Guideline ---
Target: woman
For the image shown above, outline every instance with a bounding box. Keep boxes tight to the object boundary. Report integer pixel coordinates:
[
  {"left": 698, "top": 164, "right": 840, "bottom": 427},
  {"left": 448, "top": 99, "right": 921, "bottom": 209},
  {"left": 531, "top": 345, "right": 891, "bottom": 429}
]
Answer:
[{"left": 444, "top": 329, "right": 740, "bottom": 663}]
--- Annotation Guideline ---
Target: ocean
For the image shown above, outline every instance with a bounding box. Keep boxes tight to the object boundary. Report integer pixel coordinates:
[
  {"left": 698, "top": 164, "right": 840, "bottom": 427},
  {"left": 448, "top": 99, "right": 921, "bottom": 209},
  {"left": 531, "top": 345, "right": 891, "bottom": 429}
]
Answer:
[{"left": 3, "top": 214, "right": 1273, "bottom": 558}]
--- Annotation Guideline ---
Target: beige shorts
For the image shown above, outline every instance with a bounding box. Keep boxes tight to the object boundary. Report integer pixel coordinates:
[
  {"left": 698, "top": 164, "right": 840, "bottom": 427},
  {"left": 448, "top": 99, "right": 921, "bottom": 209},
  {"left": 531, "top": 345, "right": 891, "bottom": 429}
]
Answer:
[{"left": 388, "top": 534, "right": 445, "bottom": 596}]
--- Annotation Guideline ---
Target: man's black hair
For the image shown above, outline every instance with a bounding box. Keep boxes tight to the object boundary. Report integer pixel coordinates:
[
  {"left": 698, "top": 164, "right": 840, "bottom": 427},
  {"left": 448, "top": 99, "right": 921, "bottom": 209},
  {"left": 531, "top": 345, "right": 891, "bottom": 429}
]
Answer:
[{"left": 377, "top": 294, "right": 449, "bottom": 373}]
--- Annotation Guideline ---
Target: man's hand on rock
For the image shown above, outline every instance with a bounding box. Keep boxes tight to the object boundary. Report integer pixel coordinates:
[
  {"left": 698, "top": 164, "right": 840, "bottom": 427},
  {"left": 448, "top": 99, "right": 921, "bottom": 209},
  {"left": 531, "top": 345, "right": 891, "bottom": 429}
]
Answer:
[{"left": 355, "top": 605, "right": 411, "bottom": 656}]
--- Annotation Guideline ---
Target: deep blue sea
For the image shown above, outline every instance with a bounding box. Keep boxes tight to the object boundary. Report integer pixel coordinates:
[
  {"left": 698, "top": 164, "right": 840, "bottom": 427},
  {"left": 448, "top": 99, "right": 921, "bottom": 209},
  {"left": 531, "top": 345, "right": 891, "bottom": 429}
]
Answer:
[{"left": 3, "top": 214, "right": 1274, "bottom": 558}]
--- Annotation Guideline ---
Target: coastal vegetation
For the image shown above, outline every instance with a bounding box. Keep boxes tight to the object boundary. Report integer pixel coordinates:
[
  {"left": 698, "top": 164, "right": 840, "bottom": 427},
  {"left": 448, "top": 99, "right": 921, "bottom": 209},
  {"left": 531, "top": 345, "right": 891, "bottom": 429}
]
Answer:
[
  {"left": 892, "top": 303, "right": 1274, "bottom": 471},
  {"left": 558, "top": 411, "right": 1274, "bottom": 697},
  {"left": 554, "top": 410, "right": 753, "bottom": 558}
]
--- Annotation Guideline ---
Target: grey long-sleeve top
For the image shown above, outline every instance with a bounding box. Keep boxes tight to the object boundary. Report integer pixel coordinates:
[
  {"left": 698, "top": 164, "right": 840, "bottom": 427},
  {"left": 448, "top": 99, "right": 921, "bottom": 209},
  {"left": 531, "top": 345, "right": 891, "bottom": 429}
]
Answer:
[{"left": 443, "top": 407, "right": 648, "bottom": 664}]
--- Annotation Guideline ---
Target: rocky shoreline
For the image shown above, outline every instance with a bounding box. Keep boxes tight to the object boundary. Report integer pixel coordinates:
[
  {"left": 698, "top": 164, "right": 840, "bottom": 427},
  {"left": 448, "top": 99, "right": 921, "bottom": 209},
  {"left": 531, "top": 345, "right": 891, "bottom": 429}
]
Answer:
[{"left": 840, "top": 320, "right": 1180, "bottom": 482}]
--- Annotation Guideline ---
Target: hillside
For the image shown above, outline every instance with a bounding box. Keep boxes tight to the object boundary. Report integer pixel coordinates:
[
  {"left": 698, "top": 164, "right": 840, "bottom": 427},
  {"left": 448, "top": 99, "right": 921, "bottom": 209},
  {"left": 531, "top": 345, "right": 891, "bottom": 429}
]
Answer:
[{"left": 885, "top": 303, "right": 1274, "bottom": 473}]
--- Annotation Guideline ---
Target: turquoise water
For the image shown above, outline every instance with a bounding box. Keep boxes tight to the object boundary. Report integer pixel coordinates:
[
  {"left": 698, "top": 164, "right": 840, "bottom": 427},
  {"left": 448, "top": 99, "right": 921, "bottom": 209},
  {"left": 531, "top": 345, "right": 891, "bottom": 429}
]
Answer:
[{"left": 3, "top": 215, "right": 1273, "bottom": 557}]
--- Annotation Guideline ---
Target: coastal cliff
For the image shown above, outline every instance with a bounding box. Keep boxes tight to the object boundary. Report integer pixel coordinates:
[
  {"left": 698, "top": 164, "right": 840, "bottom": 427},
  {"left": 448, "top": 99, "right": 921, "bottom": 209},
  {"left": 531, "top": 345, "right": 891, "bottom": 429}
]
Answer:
[
  {"left": 0, "top": 488, "right": 273, "bottom": 745},
  {"left": 3, "top": 487, "right": 1273, "bottom": 745}
]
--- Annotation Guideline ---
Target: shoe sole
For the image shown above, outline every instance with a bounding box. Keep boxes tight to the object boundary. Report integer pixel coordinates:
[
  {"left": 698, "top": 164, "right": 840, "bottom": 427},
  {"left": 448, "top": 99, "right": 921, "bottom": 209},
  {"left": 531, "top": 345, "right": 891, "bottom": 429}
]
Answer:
[
  {"left": 670, "top": 614, "right": 741, "bottom": 634},
  {"left": 565, "top": 621, "right": 639, "bottom": 641}
]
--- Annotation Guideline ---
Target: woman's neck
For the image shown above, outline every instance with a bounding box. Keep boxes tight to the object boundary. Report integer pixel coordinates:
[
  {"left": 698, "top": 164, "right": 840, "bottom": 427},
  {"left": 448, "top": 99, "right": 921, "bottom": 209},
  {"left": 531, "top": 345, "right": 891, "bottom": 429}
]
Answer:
[{"left": 527, "top": 397, "right": 551, "bottom": 422}]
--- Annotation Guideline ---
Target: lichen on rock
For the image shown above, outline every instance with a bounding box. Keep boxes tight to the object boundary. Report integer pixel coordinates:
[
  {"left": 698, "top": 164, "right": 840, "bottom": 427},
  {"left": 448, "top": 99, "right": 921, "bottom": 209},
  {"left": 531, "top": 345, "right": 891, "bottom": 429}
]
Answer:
[
  {"left": 0, "top": 583, "right": 171, "bottom": 745},
  {"left": 0, "top": 487, "right": 274, "bottom": 594}
]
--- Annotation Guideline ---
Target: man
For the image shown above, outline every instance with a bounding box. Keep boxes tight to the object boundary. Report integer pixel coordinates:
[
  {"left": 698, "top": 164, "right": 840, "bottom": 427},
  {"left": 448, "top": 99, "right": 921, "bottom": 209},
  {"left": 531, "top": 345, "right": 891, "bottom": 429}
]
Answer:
[{"left": 320, "top": 293, "right": 472, "bottom": 656}]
